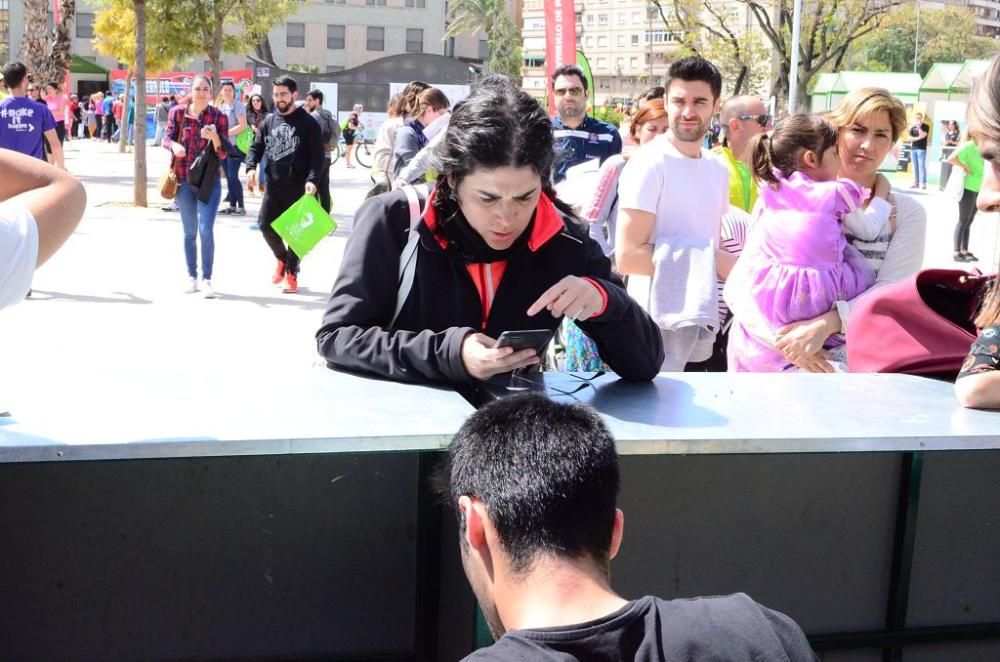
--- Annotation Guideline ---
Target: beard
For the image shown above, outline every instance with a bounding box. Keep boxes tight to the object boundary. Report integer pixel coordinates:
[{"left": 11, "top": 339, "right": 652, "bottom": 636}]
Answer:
[
  {"left": 275, "top": 100, "right": 292, "bottom": 113},
  {"left": 672, "top": 118, "right": 706, "bottom": 143}
]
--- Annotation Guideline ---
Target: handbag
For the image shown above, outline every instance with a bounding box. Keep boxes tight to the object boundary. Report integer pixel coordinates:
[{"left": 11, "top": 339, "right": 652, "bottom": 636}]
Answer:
[
  {"left": 944, "top": 167, "right": 966, "bottom": 202},
  {"left": 158, "top": 158, "right": 179, "bottom": 199},
  {"left": 188, "top": 144, "right": 210, "bottom": 186},
  {"left": 846, "top": 268, "right": 996, "bottom": 378}
]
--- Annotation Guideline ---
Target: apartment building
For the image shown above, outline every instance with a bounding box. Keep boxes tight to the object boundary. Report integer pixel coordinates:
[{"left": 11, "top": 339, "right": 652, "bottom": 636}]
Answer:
[
  {"left": 5, "top": 0, "right": 488, "bottom": 77},
  {"left": 520, "top": 0, "right": 683, "bottom": 105}
]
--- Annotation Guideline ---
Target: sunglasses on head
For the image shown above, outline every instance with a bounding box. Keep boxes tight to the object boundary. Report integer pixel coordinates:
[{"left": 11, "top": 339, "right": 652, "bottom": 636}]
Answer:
[{"left": 738, "top": 114, "right": 772, "bottom": 127}]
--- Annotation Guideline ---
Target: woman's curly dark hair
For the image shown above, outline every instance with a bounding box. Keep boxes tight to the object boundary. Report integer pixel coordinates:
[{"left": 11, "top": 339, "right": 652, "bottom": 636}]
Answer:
[{"left": 433, "top": 75, "right": 575, "bottom": 223}]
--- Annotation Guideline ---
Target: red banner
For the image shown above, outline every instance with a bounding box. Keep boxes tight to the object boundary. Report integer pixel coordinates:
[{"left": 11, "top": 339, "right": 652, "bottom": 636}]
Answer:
[{"left": 544, "top": 0, "right": 577, "bottom": 114}]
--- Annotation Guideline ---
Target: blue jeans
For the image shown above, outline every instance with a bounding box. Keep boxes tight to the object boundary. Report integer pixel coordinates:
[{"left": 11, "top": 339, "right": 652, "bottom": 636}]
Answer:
[
  {"left": 911, "top": 148, "right": 927, "bottom": 186},
  {"left": 224, "top": 147, "right": 245, "bottom": 208},
  {"left": 176, "top": 179, "right": 222, "bottom": 280}
]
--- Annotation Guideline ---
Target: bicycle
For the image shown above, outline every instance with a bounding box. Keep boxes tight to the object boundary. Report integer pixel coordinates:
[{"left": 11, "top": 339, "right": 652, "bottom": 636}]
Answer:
[{"left": 330, "top": 135, "right": 373, "bottom": 168}]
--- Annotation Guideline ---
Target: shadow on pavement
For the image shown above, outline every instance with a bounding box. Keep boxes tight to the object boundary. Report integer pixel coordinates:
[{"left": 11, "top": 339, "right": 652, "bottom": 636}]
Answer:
[
  {"left": 212, "top": 288, "right": 328, "bottom": 310},
  {"left": 29, "top": 291, "right": 153, "bottom": 305}
]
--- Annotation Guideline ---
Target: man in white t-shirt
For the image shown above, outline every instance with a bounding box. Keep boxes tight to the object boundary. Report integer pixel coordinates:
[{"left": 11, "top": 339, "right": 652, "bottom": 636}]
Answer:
[
  {"left": 616, "top": 57, "right": 730, "bottom": 371},
  {"left": 0, "top": 148, "right": 86, "bottom": 311}
]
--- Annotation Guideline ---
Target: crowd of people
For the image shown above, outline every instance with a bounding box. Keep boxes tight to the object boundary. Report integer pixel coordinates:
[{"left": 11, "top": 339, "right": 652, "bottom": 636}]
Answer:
[{"left": 5, "top": 48, "right": 1000, "bottom": 661}]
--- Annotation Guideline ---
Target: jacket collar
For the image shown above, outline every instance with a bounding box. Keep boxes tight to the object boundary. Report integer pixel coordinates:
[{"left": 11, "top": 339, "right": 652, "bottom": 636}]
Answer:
[{"left": 421, "top": 187, "right": 566, "bottom": 253}]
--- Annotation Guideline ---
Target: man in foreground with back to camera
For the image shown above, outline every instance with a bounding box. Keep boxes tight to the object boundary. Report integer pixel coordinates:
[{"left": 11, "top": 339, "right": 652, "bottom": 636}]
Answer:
[{"left": 446, "top": 394, "right": 818, "bottom": 661}]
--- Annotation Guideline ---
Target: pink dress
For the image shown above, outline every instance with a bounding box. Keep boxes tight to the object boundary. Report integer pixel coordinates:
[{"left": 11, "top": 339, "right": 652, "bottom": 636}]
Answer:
[{"left": 724, "top": 171, "right": 875, "bottom": 372}]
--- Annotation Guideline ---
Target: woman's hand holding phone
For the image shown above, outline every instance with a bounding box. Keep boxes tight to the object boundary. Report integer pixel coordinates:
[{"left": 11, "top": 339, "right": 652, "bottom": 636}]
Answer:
[{"left": 461, "top": 333, "right": 540, "bottom": 381}]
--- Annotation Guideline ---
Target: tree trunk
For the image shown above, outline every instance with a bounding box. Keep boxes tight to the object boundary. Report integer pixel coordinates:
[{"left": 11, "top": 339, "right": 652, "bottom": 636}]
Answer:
[
  {"left": 210, "top": 25, "right": 225, "bottom": 93},
  {"left": 254, "top": 35, "right": 275, "bottom": 66},
  {"left": 118, "top": 72, "right": 132, "bottom": 153},
  {"left": 134, "top": 0, "right": 148, "bottom": 207},
  {"left": 20, "top": 0, "right": 74, "bottom": 86}
]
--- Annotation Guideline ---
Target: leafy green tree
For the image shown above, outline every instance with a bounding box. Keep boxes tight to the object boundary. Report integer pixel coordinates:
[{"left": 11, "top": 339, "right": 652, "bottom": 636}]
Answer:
[
  {"left": 656, "top": 0, "right": 903, "bottom": 110},
  {"left": 445, "top": 0, "right": 522, "bottom": 82},
  {"left": 652, "top": 0, "right": 770, "bottom": 98},
  {"left": 846, "top": 5, "right": 996, "bottom": 76},
  {"left": 95, "top": 0, "right": 189, "bottom": 201},
  {"left": 163, "top": 0, "right": 303, "bottom": 92}
]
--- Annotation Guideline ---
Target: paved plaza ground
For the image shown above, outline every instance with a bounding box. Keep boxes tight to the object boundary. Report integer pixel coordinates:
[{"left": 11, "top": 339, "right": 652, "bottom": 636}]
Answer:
[{"left": 3, "top": 139, "right": 999, "bottom": 398}]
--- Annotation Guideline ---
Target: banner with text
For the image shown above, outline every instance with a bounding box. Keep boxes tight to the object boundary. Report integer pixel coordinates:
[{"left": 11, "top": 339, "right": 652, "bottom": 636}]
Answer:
[{"left": 544, "top": 0, "right": 577, "bottom": 114}]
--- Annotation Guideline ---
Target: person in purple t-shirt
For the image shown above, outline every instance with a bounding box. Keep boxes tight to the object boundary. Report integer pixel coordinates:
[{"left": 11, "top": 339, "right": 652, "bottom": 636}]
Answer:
[{"left": 0, "top": 62, "right": 63, "bottom": 169}]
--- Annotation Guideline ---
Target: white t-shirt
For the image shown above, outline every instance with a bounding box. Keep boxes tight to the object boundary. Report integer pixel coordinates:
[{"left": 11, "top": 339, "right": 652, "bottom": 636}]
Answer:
[
  {"left": 618, "top": 133, "right": 730, "bottom": 244},
  {"left": 0, "top": 202, "right": 39, "bottom": 311}
]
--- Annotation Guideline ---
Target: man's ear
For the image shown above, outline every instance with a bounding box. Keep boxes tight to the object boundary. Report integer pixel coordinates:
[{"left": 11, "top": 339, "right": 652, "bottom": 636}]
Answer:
[
  {"left": 608, "top": 508, "right": 625, "bottom": 561},
  {"left": 458, "top": 496, "right": 488, "bottom": 551}
]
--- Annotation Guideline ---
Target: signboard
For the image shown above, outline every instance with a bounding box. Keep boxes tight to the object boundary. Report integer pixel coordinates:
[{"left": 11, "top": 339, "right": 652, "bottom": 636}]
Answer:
[
  {"left": 111, "top": 69, "right": 253, "bottom": 106},
  {"left": 544, "top": 0, "right": 577, "bottom": 114}
]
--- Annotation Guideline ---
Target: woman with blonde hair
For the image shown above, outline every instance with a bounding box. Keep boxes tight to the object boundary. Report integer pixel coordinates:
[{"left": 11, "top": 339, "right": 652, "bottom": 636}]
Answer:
[
  {"left": 769, "top": 88, "right": 927, "bottom": 372},
  {"left": 955, "top": 54, "right": 1000, "bottom": 408}
]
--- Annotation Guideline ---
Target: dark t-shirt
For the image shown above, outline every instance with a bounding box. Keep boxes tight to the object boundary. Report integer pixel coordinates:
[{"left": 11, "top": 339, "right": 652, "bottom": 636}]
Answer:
[
  {"left": 462, "top": 594, "right": 817, "bottom": 662},
  {"left": 910, "top": 122, "right": 929, "bottom": 150}
]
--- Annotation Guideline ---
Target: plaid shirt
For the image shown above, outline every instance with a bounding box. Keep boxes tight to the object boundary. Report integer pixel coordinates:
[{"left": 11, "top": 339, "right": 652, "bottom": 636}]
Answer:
[{"left": 162, "top": 105, "right": 228, "bottom": 181}]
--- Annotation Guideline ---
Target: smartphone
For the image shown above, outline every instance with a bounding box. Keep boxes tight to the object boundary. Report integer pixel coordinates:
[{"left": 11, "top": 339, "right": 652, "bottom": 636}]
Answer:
[{"left": 494, "top": 329, "right": 553, "bottom": 355}]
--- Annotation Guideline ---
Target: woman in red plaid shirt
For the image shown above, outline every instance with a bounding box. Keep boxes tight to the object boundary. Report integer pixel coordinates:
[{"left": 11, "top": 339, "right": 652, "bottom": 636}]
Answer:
[{"left": 162, "top": 74, "right": 229, "bottom": 298}]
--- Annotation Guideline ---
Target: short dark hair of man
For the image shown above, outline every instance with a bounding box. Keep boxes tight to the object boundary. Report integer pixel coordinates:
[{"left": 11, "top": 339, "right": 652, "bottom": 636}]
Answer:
[
  {"left": 221, "top": 80, "right": 235, "bottom": 90},
  {"left": 273, "top": 75, "right": 298, "bottom": 93},
  {"left": 161, "top": 96, "right": 169, "bottom": 103},
  {"left": 551, "top": 64, "right": 587, "bottom": 91},
  {"left": 638, "top": 85, "right": 665, "bottom": 103},
  {"left": 667, "top": 56, "right": 722, "bottom": 101},
  {"left": 446, "top": 393, "right": 619, "bottom": 574},
  {"left": 306, "top": 89, "right": 324, "bottom": 104},
  {"left": 2, "top": 61, "right": 28, "bottom": 90}
]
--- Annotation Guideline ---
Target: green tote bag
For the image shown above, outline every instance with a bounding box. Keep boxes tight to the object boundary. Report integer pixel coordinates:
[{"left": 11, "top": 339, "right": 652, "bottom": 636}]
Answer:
[{"left": 271, "top": 194, "right": 336, "bottom": 258}]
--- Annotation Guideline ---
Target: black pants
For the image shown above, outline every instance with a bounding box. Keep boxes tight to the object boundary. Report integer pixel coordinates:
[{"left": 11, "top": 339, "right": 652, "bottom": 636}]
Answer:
[
  {"left": 317, "top": 157, "right": 331, "bottom": 213},
  {"left": 259, "top": 184, "right": 304, "bottom": 275},
  {"left": 104, "top": 114, "right": 115, "bottom": 141},
  {"left": 954, "top": 187, "right": 979, "bottom": 253}
]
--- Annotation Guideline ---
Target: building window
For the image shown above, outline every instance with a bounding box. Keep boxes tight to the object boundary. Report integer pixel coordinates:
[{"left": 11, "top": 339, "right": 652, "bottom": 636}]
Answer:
[
  {"left": 327, "top": 24, "right": 345, "bottom": 49},
  {"left": 598, "top": 13, "right": 608, "bottom": 25},
  {"left": 287, "top": 22, "right": 305, "bottom": 48},
  {"left": 366, "top": 0, "right": 387, "bottom": 5},
  {"left": 617, "top": 12, "right": 626, "bottom": 24},
  {"left": 585, "top": 36, "right": 593, "bottom": 48},
  {"left": 597, "top": 35, "right": 607, "bottom": 47},
  {"left": 479, "top": 38, "right": 488, "bottom": 61},
  {"left": 586, "top": 14, "right": 594, "bottom": 23},
  {"left": 367, "top": 26, "right": 385, "bottom": 51},
  {"left": 327, "top": 65, "right": 345, "bottom": 73},
  {"left": 631, "top": 34, "right": 639, "bottom": 45},
  {"left": 645, "top": 30, "right": 683, "bottom": 44},
  {"left": 405, "top": 0, "right": 426, "bottom": 6},
  {"left": 630, "top": 56, "right": 639, "bottom": 68},
  {"left": 406, "top": 28, "right": 423, "bottom": 53},
  {"left": 76, "top": 12, "right": 94, "bottom": 38},
  {"left": 617, "top": 34, "right": 625, "bottom": 47}
]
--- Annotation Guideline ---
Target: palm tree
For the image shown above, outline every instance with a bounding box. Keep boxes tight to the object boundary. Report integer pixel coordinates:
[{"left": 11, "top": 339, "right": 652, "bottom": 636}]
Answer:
[
  {"left": 20, "top": 0, "right": 75, "bottom": 86},
  {"left": 445, "top": 0, "right": 522, "bottom": 81}
]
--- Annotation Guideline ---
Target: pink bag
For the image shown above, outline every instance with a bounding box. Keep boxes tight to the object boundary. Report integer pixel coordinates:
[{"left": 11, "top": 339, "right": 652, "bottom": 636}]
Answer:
[{"left": 847, "top": 269, "right": 995, "bottom": 377}]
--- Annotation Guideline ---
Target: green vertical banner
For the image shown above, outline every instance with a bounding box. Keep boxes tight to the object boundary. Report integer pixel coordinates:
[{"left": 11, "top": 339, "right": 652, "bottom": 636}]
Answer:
[{"left": 576, "top": 50, "right": 595, "bottom": 116}]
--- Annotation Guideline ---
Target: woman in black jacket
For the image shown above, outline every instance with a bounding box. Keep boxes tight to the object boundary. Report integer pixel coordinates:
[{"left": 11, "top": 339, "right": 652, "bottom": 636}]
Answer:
[{"left": 316, "top": 78, "right": 664, "bottom": 385}]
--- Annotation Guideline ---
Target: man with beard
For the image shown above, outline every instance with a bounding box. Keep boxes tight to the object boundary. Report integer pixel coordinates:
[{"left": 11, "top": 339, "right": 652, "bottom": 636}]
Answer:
[
  {"left": 615, "top": 57, "right": 730, "bottom": 371},
  {"left": 245, "top": 75, "right": 324, "bottom": 294},
  {"left": 550, "top": 65, "right": 621, "bottom": 183},
  {"left": 448, "top": 394, "right": 818, "bottom": 661}
]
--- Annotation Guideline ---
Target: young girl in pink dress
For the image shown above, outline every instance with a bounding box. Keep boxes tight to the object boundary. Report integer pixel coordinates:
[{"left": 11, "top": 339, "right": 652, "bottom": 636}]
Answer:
[{"left": 723, "top": 114, "right": 892, "bottom": 372}]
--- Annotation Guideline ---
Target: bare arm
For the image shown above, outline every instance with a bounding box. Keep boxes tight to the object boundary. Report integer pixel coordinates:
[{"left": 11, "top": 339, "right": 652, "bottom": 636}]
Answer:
[
  {"left": 614, "top": 208, "right": 655, "bottom": 276},
  {"left": 955, "top": 372, "right": 1000, "bottom": 410},
  {"left": 44, "top": 129, "right": 65, "bottom": 170},
  {"left": 0, "top": 148, "right": 86, "bottom": 266}
]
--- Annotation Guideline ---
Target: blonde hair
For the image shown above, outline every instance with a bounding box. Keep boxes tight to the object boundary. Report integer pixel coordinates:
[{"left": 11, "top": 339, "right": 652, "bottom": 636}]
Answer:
[{"left": 826, "top": 87, "right": 907, "bottom": 142}]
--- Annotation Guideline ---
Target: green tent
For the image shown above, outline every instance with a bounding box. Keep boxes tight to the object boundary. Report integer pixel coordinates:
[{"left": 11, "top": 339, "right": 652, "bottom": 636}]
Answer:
[{"left": 69, "top": 54, "right": 109, "bottom": 76}]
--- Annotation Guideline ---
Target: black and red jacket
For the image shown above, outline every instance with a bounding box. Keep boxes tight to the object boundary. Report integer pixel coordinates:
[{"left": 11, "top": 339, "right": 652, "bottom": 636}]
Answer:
[{"left": 316, "top": 188, "right": 664, "bottom": 385}]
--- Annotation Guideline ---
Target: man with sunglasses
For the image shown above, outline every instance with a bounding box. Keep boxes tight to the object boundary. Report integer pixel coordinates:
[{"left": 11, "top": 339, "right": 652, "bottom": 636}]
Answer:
[
  {"left": 713, "top": 96, "right": 772, "bottom": 213},
  {"left": 550, "top": 65, "right": 622, "bottom": 183}
]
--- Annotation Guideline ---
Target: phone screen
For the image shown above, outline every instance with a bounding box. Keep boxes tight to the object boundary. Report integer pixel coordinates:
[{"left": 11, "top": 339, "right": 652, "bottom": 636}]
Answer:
[{"left": 494, "top": 329, "right": 553, "bottom": 355}]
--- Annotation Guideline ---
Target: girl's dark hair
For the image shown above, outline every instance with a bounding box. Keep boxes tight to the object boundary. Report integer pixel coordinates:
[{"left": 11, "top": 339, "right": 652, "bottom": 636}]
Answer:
[
  {"left": 433, "top": 80, "right": 574, "bottom": 223},
  {"left": 750, "top": 113, "right": 838, "bottom": 187}
]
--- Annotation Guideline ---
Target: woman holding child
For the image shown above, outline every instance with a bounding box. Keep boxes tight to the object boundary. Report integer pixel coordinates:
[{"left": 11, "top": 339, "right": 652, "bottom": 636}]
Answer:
[{"left": 727, "top": 88, "right": 927, "bottom": 372}]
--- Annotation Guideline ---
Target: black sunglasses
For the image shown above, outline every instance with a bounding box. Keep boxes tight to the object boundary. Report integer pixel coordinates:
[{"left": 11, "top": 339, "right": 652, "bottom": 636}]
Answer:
[{"left": 738, "top": 114, "right": 772, "bottom": 127}]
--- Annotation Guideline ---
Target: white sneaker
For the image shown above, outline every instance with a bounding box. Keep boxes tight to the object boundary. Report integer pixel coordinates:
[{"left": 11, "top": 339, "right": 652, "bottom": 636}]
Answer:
[
  {"left": 184, "top": 277, "right": 198, "bottom": 294},
  {"left": 202, "top": 279, "right": 217, "bottom": 299}
]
